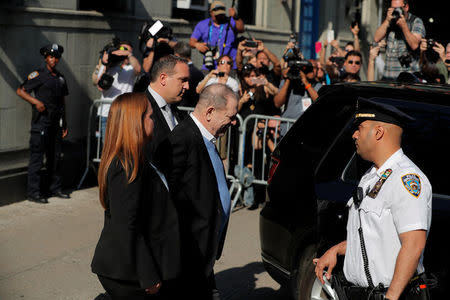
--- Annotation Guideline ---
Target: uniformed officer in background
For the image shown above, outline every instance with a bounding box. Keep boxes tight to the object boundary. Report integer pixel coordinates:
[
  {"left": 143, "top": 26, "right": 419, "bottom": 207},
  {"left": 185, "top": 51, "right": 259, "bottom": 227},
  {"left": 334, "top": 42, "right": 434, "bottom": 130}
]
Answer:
[
  {"left": 16, "top": 43, "right": 70, "bottom": 203},
  {"left": 313, "top": 98, "right": 432, "bottom": 300}
]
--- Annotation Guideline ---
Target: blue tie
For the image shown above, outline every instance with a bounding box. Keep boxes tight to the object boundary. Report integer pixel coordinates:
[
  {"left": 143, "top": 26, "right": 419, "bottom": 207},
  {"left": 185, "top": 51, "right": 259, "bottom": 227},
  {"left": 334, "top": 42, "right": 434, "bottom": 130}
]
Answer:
[{"left": 203, "top": 137, "right": 230, "bottom": 234}]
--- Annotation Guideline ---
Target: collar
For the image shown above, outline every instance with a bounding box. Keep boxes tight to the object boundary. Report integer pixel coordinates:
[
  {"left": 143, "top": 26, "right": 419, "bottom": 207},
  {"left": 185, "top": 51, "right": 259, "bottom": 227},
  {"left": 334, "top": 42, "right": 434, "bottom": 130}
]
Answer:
[
  {"left": 375, "top": 148, "right": 403, "bottom": 177},
  {"left": 190, "top": 113, "right": 216, "bottom": 144},
  {"left": 148, "top": 85, "right": 168, "bottom": 109}
]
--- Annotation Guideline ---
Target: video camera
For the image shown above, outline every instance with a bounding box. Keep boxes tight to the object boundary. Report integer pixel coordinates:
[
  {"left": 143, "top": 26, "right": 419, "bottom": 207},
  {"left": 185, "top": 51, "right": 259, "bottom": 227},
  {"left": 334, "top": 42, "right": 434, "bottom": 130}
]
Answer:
[
  {"left": 283, "top": 35, "right": 313, "bottom": 81},
  {"left": 100, "top": 37, "right": 128, "bottom": 68},
  {"left": 138, "top": 19, "right": 173, "bottom": 55}
]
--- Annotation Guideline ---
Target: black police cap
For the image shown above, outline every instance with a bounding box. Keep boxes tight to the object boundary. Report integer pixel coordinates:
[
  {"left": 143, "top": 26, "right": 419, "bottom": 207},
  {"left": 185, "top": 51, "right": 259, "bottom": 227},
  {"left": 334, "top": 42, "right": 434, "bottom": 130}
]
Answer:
[
  {"left": 40, "top": 44, "right": 64, "bottom": 58},
  {"left": 353, "top": 97, "right": 415, "bottom": 129}
]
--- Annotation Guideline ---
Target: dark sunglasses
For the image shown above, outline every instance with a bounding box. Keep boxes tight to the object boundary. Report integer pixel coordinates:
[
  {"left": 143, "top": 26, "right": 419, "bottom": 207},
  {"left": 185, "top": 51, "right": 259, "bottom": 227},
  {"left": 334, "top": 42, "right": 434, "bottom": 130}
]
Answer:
[
  {"left": 348, "top": 60, "right": 361, "bottom": 65},
  {"left": 211, "top": 6, "right": 225, "bottom": 11},
  {"left": 219, "top": 60, "right": 232, "bottom": 65}
]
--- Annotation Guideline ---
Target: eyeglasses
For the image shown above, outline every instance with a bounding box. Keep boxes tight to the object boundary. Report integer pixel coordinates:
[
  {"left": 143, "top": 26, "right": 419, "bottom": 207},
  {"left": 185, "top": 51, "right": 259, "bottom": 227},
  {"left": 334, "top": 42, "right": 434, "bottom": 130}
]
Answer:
[
  {"left": 219, "top": 60, "right": 232, "bottom": 65},
  {"left": 348, "top": 60, "right": 361, "bottom": 65}
]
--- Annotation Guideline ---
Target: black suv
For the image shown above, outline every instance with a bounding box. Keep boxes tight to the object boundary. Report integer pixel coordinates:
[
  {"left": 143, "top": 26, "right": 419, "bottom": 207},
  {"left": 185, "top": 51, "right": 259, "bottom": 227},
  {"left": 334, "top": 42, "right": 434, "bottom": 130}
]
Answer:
[{"left": 260, "top": 82, "right": 450, "bottom": 300}]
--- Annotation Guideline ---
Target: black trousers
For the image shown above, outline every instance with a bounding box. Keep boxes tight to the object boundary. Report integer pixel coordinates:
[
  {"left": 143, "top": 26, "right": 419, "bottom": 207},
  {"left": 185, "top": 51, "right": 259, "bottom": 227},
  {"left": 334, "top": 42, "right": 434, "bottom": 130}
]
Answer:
[{"left": 27, "top": 120, "right": 63, "bottom": 197}]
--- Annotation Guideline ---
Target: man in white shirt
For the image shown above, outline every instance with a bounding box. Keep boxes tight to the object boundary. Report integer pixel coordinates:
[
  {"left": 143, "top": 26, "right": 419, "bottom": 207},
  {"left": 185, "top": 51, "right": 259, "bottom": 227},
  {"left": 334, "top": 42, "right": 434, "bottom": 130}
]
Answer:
[
  {"left": 313, "top": 98, "right": 432, "bottom": 300},
  {"left": 93, "top": 40, "right": 141, "bottom": 142}
]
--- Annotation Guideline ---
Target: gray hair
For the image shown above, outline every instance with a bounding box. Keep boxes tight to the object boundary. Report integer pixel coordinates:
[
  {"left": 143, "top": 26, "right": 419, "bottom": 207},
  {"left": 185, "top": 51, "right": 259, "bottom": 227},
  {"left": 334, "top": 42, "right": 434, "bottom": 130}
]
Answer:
[
  {"left": 174, "top": 41, "right": 192, "bottom": 59},
  {"left": 150, "top": 54, "right": 188, "bottom": 83},
  {"left": 197, "top": 83, "right": 237, "bottom": 110}
]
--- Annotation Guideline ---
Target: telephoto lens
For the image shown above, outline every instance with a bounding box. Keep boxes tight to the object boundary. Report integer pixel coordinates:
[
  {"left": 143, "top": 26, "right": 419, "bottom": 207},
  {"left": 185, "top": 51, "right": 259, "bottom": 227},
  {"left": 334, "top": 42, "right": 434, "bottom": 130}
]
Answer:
[{"left": 204, "top": 50, "right": 215, "bottom": 69}]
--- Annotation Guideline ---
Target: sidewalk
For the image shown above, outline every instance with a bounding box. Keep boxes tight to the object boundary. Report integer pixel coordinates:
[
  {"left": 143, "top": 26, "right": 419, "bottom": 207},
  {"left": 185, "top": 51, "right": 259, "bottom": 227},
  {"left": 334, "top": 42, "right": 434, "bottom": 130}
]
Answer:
[{"left": 0, "top": 187, "right": 288, "bottom": 300}]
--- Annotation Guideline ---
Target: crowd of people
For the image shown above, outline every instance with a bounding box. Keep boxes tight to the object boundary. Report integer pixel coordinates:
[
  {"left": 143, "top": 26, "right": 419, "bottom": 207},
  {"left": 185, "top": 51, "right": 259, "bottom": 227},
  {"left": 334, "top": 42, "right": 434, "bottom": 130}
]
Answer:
[{"left": 15, "top": 0, "right": 447, "bottom": 299}]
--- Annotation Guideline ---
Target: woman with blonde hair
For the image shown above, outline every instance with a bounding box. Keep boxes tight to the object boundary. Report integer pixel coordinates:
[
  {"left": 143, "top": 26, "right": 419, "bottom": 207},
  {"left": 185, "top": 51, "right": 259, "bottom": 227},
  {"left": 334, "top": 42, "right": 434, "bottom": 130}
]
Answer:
[{"left": 91, "top": 92, "right": 180, "bottom": 299}]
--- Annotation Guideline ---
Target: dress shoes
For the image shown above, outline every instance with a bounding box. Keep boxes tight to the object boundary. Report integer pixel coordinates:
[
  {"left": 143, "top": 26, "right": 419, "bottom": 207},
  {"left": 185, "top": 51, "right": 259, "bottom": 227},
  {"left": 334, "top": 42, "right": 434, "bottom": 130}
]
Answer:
[
  {"left": 28, "top": 194, "right": 49, "bottom": 204},
  {"left": 52, "top": 190, "right": 71, "bottom": 199}
]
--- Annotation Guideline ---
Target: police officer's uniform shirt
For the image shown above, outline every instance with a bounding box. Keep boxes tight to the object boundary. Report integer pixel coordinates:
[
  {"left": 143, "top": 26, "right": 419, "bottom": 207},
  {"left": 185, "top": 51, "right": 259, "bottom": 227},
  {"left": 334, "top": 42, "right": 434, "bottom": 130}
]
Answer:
[
  {"left": 343, "top": 148, "right": 432, "bottom": 287},
  {"left": 98, "top": 64, "right": 136, "bottom": 117},
  {"left": 22, "top": 66, "right": 68, "bottom": 114}
]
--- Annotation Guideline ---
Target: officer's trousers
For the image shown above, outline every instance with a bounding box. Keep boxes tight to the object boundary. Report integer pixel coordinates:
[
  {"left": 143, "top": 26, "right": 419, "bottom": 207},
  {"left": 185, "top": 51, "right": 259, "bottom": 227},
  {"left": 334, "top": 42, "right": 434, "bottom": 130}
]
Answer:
[{"left": 27, "top": 120, "right": 63, "bottom": 197}]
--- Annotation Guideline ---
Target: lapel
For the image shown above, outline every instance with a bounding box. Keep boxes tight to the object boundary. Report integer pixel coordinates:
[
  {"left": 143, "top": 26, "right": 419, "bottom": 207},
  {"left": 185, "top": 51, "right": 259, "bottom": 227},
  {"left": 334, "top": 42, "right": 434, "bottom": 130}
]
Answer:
[{"left": 145, "top": 89, "right": 171, "bottom": 134}]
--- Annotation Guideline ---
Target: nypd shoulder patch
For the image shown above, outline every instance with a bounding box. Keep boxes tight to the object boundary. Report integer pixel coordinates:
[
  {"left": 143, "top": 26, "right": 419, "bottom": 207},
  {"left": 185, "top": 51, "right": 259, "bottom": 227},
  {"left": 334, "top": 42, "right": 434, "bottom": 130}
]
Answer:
[
  {"left": 28, "top": 71, "right": 39, "bottom": 80},
  {"left": 401, "top": 173, "right": 421, "bottom": 197}
]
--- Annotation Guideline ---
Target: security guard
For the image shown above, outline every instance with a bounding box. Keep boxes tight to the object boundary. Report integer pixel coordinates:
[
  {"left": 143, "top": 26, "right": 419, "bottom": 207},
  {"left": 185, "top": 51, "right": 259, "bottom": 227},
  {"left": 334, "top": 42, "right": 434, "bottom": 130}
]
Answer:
[
  {"left": 16, "top": 43, "right": 70, "bottom": 203},
  {"left": 313, "top": 98, "right": 432, "bottom": 300}
]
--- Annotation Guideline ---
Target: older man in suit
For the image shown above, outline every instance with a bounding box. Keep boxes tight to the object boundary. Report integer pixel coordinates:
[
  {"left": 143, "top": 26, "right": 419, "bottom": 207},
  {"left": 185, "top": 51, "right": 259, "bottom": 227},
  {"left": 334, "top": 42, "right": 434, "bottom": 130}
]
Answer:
[
  {"left": 157, "top": 83, "right": 238, "bottom": 299},
  {"left": 145, "top": 54, "right": 190, "bottom": 159}
]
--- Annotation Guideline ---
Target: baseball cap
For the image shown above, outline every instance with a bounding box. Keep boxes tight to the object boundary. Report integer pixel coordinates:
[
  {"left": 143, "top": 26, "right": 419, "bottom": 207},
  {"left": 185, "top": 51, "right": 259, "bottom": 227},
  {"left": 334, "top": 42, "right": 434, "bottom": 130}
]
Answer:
[{"left": 210, "top": 1, "right": 226, "bottom": 16}]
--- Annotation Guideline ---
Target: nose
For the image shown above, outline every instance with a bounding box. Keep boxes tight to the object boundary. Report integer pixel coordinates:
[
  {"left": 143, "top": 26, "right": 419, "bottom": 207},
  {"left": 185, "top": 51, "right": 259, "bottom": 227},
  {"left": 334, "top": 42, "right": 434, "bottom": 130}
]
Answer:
[
  {"left": 184, "top": 81, "right": 189, "bottom": 90},
  {"left": 352, "top": 130, "right": 359, "bottom": 140}
]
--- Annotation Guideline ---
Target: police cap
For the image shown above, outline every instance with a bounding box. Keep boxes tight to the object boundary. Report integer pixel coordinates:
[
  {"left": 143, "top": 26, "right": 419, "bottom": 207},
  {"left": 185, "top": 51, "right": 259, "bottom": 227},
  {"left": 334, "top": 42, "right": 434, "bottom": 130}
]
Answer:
[
  {"left": 353, "top": 97, "right": 415, "bottom": 129},
  {"left": 40, "top": 44, "right": 64, "bottom": 58}
]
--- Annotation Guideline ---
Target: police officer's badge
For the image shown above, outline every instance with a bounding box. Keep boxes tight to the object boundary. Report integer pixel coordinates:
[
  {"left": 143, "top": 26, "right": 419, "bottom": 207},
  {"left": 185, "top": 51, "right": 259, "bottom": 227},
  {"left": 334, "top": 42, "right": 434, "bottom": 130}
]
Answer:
[
  {"left": 401, "top": 174, "right": 421, "bottom": 197},
  {"left": 28, "top": 71, "right": 39, "bottom": 80}
]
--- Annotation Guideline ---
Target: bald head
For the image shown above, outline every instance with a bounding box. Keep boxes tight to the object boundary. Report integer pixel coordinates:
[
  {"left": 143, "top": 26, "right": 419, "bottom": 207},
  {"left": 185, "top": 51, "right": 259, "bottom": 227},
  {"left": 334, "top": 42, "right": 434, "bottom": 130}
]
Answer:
[{"left": 195, "top": 83, "right": 237, "bottom": 112}]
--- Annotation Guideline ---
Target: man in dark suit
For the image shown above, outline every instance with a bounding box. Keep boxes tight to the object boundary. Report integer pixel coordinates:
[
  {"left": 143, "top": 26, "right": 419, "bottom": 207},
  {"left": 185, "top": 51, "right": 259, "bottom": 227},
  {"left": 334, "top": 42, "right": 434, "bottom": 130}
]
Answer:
[
  {"left": 174, "top": 41, "right": 204, "bottom": 108},
  {"left": 145, "top": 54, "right": 190, "bottom": 159},
  {"left": 158, "top": 83, "right": 238, "bottom": 299}
]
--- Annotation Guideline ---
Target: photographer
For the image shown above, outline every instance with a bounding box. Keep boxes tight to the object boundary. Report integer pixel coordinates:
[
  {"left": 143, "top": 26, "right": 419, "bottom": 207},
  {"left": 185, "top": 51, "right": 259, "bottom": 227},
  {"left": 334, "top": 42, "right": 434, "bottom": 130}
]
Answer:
[
  {"left": 92, "top": 39, "right": 141, "bottom": 142},
  {"left": 341, "top": 50, "right": 363, "bottom": 81},
  {"left": 189, "top": 0, "right": 245, "bottom": 71},
  {"left": 196, "top": 54, "right": 239, "bottom": 95},
  {"left": 374, "top": 0, "right": 425, "bottom": 81},
  {"left": 275, "top": 43, "right": 321, "bottom": 134}
]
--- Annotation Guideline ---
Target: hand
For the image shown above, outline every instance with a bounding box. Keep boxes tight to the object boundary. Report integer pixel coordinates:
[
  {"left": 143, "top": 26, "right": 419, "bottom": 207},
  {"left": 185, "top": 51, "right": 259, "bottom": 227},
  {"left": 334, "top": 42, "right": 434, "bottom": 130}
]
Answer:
[
  {"left": 433, "top": 42, "right": 446, "bottom": 60},
  {"left": 419, "top": 38, "right": 427, "bottom": 52},
  {"left": 240, "top": 91, "right": 251, "bottom": 103},
  {"left": 208, "top": 70, "right": 219, "bottom": 78},
  {"left": 111, "top": 49, "right": 130, "bottom": 57},
  {"left": 101, "top": 52, "right": 109, "bottom": 65},
  {"left": 146, "top": 38, "right": 155, "bottom": 48},
  {"left": 35, "top": 100, "right": 45, "bottom": 112},
  {"left": 196, "top": 42, "right": 209, "bottom": 53},
  {"left": 323, "top": 40, "right": 328, "bottom": 47},
  {"left": 386, "top": 7, "right": 395, "bottom": 23},
  {"left": 256, "top": 40, "right": 265, "bottom": 52},
  {"left": 238, "top": 40, "right": 247, "bottom": 52},
  {"left": 369, "top": 45, "right": 381, "bottom": 60},
  {"left": 330, "top": 40, "right": 339, "bottom": 49},
  {"left": 396, "top": 14, "right": 407, "bottom": 29},
  {"left": 300, "top": 71, "right": 307, "bottom": 84},
  {"left": 62, "top": 128, "right": 68, "bottom": 138},
  {"left": 350, "top": 24, "right": 359, "bottom": 36},
  {"left": 229, "top": 7, "right": 237, "bottom": 18},
  {"left": 145, "top": 282, "right": 161, "bottom": 295},
  {"left": 313, "top": 248, "right": 338, "bottom": 285}
]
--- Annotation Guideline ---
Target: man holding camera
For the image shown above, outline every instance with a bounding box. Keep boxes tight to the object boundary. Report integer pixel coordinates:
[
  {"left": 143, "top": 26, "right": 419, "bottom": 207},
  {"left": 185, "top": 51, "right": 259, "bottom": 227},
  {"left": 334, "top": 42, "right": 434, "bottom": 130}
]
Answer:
[
  {"left": 274, "top": 43, "right": 321, "bottom": 135},
  {"left": 189, "top": 0, "right": 245, "bottom": 71},
  {"left": 374, "top": 0, "right": 425, "bottom": 81},
  {"left": 196, "top": 54, "right": 239, "bottom": 95},
  {"left": 93, "top": 39, "right": 141, "bottom": 142},
  {"left": 16, "top": 44, "right": 69, "bottom": 203}
]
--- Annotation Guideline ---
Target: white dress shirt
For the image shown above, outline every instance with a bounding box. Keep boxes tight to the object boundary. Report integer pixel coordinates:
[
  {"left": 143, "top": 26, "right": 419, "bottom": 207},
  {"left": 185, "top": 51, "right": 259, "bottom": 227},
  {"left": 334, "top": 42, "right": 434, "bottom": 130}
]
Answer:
[{"left": 148, "top": 85, "right": 178, "bottom": 130}]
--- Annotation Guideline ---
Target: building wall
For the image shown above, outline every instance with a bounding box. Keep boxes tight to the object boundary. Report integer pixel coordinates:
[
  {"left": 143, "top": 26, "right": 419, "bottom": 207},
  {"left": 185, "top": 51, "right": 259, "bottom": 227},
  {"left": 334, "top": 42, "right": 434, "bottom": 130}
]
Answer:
[{"left": 0, "top": 0, "right": 292, "bottom": 153}]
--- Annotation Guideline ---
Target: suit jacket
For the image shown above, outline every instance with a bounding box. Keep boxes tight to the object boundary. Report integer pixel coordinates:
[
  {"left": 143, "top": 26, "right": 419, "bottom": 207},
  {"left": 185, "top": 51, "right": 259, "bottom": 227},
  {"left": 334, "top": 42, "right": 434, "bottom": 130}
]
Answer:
[
  {"left": 91, "top": 157, "right": 180, "bottom": 287},
  {"left": 156, "top": 116, "right": 228, "bottom": 279},
  {"left": 145, "top": 89, "right": 181, "bottom": 163}
]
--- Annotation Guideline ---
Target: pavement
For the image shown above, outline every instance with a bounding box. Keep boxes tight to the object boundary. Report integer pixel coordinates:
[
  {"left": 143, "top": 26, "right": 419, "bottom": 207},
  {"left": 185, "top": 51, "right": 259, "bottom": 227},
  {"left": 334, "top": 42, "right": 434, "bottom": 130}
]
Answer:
[{"left": 0, "top": 187, "right": 291, "bottom": 300}]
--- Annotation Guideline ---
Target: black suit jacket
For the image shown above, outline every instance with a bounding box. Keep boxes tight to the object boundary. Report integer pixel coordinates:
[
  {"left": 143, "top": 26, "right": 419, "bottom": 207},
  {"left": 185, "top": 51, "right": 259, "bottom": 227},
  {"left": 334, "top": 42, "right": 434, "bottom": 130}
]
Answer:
[
  {"left": 91, "top": 157, "right": 180, "bottom": 287},
  {"left": 156, "top": 116, "right": 228, "bottom": 279},
  {"left": 145, "top": 89, "right": 181, "bottom": 163}
]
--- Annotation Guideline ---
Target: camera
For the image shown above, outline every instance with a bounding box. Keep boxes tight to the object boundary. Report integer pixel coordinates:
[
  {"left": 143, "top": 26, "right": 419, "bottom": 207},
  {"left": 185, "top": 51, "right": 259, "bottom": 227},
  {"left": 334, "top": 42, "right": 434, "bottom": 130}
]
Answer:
[
  {"left": 398, "top": 53, "right": 412, "bottom": 67},
  {"left": 138, "top": 19, "right": 173, "bottom": 54},
  {"left": 217, "top": 72, "right": 225, "bottom": 77},
  {"left": 289, "top": 33, "right": 297, "bottom": 44},
  {"left": 391, "top": 7, "right": 404, "bottom": 22},
  {"left": 330, "top": 56, "right": 346, "bottom": 66},
  {"left": 244, "top": 40, "right": 258, "bottom": 48},
  {"left": 286, "top": 59, "right": 313, "bottom": 80},
  {"left": 204, "top": 46, "right": 218, "bottom": 70},
  {"left": 100, "top": 38, "right": 128, "bottom": 68},
  {"left": 427, "top": 39, "right": 436, "bottom": 50}
]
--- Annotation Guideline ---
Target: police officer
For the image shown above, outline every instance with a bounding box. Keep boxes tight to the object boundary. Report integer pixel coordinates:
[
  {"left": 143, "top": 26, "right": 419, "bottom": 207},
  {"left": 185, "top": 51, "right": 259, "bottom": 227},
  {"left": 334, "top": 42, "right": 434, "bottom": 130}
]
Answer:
[
  {"left": 313, "top": 98, "right": 432, "bottom": 300},
  {"left": 16, "top": 43, "right": 70, "bottom": 203}
]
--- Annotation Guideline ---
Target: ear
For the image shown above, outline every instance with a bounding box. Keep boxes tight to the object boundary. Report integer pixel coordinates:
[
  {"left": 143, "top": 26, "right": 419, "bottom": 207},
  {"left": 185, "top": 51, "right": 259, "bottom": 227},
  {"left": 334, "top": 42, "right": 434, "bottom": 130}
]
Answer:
[
  {"left": 374, "top": 124, "right": 385, "bottom": 141},
  {"left": 160, "top": 73, "right": 168, "bottom": 86},
  {"left": 205, "top": 106, "right": 214, "bottom": 122}
]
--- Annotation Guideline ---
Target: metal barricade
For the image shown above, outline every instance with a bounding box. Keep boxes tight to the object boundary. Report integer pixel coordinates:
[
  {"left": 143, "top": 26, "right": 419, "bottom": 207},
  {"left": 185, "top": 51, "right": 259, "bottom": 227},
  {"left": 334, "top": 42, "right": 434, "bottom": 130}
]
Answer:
[
  {"left": 77, "top": 99, "right": 112, "bottom": 189},
  {"left": 230, "top": 114, "right": 296, "bottom": 211}
]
